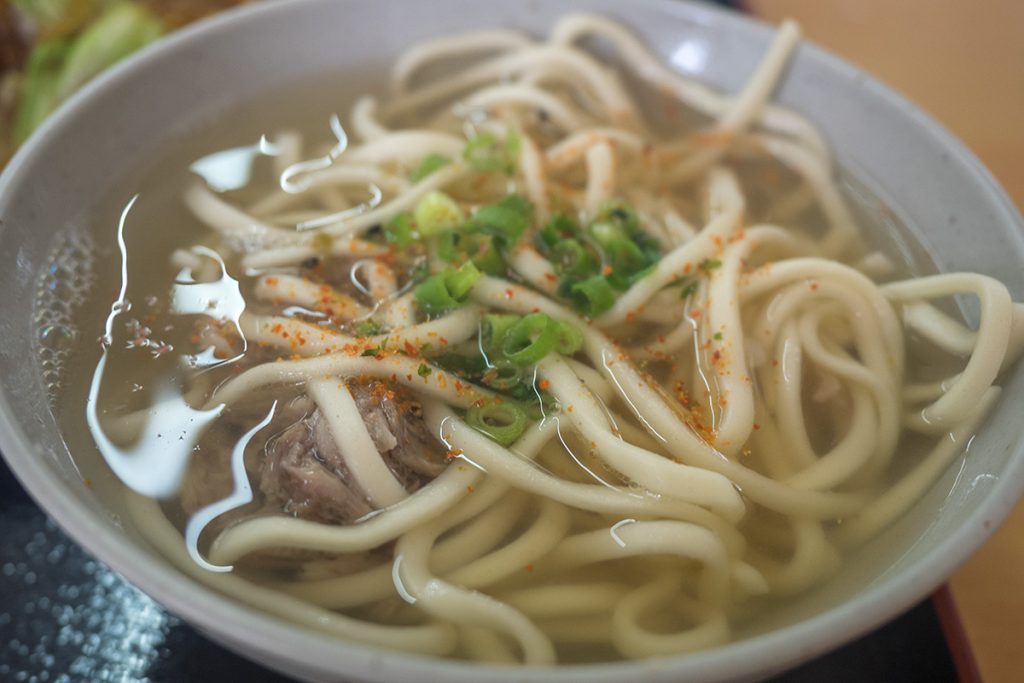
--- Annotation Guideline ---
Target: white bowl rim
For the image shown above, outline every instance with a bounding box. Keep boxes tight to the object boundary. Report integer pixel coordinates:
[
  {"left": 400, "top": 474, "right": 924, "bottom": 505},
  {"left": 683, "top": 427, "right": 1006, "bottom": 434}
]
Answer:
[{"left": 1, "top": 0, "right": 1022, "bottom": 681}]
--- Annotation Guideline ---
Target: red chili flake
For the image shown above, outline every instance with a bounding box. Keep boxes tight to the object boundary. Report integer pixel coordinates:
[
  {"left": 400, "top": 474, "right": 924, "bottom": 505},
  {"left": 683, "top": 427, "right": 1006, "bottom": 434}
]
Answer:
[
  {"left": 712, "top": 350, "right": 721, "bottom": 362},
  {"left": 446, "top": 448, "right": 464, "bottom": 460},
  {"left": 525, "top": 564, "right": 535, "bottom": 573},
  {"left": 505, "top": 289, "right": 515, "bottom": 299},
  {"left": 753, "top": 423, "right": 761, "bottom": 430},
  {"left": 538, "top": 379, "right": 551, "bottom": 391}
]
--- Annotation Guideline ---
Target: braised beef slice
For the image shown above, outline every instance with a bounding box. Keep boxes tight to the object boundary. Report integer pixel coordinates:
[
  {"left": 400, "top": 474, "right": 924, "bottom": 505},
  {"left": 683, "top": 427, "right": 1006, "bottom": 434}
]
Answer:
[
  {"left": 259, "top": 411, "right": 375, "bottom": 524},
  {"left": 258, "top": 380, "right": 446, "bottom": 525}
]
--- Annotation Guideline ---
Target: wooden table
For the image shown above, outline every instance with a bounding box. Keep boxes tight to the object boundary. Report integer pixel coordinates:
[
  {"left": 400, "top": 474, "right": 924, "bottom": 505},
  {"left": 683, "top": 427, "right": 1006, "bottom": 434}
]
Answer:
[{"left": 747, "top": 2, "right": 1024, "bottom": 680}]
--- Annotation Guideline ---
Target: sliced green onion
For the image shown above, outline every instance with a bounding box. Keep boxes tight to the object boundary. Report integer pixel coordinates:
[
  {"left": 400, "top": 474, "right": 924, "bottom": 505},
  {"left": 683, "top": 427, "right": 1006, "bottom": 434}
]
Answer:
[
  {"left": 502, "top": 312, "right": 559, "bottom": 365},
  {"left": 384, "top": 212, "right": 417, "bottom": 247},
  {"left": 469, "top": 194, "right": 533, "bottom": 246},
  {"left": 414, "top": 190, "right": 465, "bottom": 236},
  {"left": 570, "top": 276, "right": 616, "bottom": 317},
  {"left": 524, "top": 391, "right": 559, "bottom": 420},
  {"left": 481, "top": 360, "right": 525, "bottom": 392},
  {"left": 446, "top": 261, "right": 481, "bottom": 299},
  {"left": 483, "top": 313, "right": 520, "bottom": 352},
  {"left": 538, "top": 214, "right": 579, "bottom": 249},
  {"left": 436, "top": 230, "right": 462, "bottom": 262},
  {"left": 554, "top": 321, "right": 583, "bottom": 355},
  {"left": 431, "top": 351, "right": 489, "bottom": 376},
  {"left": 588, "top": 219, "right": 629, "bottom": 248},
  {"left": 605, "top": 238, "right": 650, "bottom": 290},
  {"left": 466, "top": 400, "right": 529, "bottom": 445},
  {"left": 552, "top": 239, "right": 598, "bottom": 279},
  {"left": 411, "top": 153, "right": 451, "bottom": 182},
  {"left": 353, "top": 319, "right": 384, "bottom": 336},
  {"left": 595, "top": 199, "right": 640, "bottom": 234},
  {"left": 471, "top": 237, "right": 506, "bottom": 275},
  {"left": 633, "top": 232, "right": 662, "bottom": 262},
  {"left": 463, "top": 131, "right": 521, "bottom": 174},
  {"left": 413, "top": 275, "right": 457, "bottom": 316}
]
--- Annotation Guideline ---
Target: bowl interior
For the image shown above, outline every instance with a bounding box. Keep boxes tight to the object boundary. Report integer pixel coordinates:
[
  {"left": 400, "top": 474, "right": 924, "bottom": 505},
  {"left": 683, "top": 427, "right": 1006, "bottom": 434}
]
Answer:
[{"left": 0, "top": 0, "right": 1022, "bottom": 681}]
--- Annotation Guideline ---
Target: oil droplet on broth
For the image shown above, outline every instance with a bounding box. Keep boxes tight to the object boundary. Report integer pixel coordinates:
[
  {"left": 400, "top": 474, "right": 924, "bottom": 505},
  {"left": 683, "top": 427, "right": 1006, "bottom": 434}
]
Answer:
[{"left": 33, "top": 230, "right": 97, "bottom": 404}]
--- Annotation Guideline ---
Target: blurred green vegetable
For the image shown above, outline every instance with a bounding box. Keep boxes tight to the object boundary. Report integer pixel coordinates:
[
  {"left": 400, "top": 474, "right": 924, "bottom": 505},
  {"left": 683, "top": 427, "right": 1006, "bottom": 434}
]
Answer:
[
  {"left": 13, "top": 39, "right": 72, "bottom": 145},
  {"left": 12, "top": 1, "right": 162, "bottom": 144}
]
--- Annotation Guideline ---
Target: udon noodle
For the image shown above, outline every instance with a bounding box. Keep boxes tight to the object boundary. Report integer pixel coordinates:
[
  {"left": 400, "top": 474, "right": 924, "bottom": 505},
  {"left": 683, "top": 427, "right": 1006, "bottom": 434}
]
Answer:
[{"left": 86, "top": 14, "right": 1024, "bottom": 664}]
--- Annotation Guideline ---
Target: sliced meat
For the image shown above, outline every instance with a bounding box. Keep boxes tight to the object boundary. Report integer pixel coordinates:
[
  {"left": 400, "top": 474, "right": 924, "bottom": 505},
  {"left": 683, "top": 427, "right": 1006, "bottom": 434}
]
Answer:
[
  {"left": 349, "top": 380, "right": 447, "bottom": 479},
  {"left": 181, "top": 377, "right": 446, "bottom": 540},
  {"left": 259, "top": 380, "right": 446, "bottom": 526},
  {"left": 260, "top": 411, "right": 375, "bottom": 524}
]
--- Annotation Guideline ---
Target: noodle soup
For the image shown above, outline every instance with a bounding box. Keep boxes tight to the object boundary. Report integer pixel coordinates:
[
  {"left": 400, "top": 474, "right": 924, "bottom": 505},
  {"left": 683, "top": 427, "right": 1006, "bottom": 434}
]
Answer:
[{"left": 47, "top": 14, "right": 1024, "bottom": 665}]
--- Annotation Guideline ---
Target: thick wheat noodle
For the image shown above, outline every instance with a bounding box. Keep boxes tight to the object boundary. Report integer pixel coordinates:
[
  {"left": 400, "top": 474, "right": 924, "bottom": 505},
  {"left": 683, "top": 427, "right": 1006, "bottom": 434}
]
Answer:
[
  {"left": 881, "top": 274, "right": 1012, "bottom": 429},
  {"left": 248, "top": 165, "right": 407, "bottom": 217},
  {"left": 426, "top": 403, "right": 747, "bottom": 555},
  {"left": 658, "top": 21, "right": 802, "bottom": 184},
  {"left": 205, "top": 352, "right": 493, "bottom": 412},
  {"left": 538, "top": 357, "right": 745, "bottom": 521},
  {"left": 125, "top": 493, "right": 458, "bottom": 655},
  {"left": 611, "top": 575, "right": 730, "bottom": 658},
  {"left": 550, "top": 13, "right": 830, "bottom": 162},
  {"left": 240, "top": 238, "right": 386, "bottom": 270},
  {"left": 517, "top": 133, "right": 551, "bottom": 223},
  {"left": 835, "top": 388, "right": 1001, "bottom": 547},
  {"left": 384, "top": 44, "right": 641, "bottom": 125},
  {"left": 276, "top": 479, "right": 520, "bottom": 610},
  {"left": 238, "top": 306, "right": 480, "bottom": 358},
  {"left": 704, "top": 226, "right": 818, "bottom": 455},
  {"left": 253, "top": 273, "right": 369, "bottom": 321},
  {"left": 391, "top": 29, "right": 535, "bottom": 94},
  {"left": 584, "top": 141, "right": 616, "bottom": 215},
  {"left": 349, "top": 96, "right": 390, "bottom": 141},
  {"left": 748, "top": 283, "right": 901, "bottom": 479},
  {"left": 461, "top": 84, "right": 593, "bottom": 132},
  {"left": 507, "top": 245, "right": 559, "bottom": 295}
]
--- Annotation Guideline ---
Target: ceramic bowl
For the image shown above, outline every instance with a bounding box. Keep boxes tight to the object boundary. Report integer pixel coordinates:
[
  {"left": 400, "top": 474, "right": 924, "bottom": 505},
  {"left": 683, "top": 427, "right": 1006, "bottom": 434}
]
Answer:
[{"left": 1, "top": 1, "right": 1022, "bottom": 681}]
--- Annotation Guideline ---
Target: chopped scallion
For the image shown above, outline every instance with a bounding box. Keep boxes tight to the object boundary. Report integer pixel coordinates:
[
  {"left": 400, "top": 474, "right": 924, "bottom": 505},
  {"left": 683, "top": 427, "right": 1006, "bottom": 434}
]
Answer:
[
  {"left": 410, "top": 153, "right": 450, "bottom": 182},
  {"left": 466, "top": 400, "right": 529, "bottom": 445},
  {"left": 414, "top": 190, "right": 465, "bottom": 236}
]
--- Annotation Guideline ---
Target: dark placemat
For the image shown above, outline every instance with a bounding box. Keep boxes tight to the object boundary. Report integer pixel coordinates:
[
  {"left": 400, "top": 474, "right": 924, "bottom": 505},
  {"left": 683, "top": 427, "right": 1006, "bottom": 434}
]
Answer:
[{"left": 0, "top": 458, "right": 960, "bottom": 683}]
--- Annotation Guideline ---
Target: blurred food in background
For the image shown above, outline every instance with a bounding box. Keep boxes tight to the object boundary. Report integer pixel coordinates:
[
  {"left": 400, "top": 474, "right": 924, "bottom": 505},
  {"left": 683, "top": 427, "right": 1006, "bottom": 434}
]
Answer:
[{"left": 0, "top": 0, "right": 251, "bottom": 165}]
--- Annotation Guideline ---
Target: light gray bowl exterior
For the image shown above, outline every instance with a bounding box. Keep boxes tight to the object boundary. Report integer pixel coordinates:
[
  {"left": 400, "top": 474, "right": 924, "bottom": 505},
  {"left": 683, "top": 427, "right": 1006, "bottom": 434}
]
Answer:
[{"left": 0, "top": 1, "right": 1022, "bottom": 682}]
